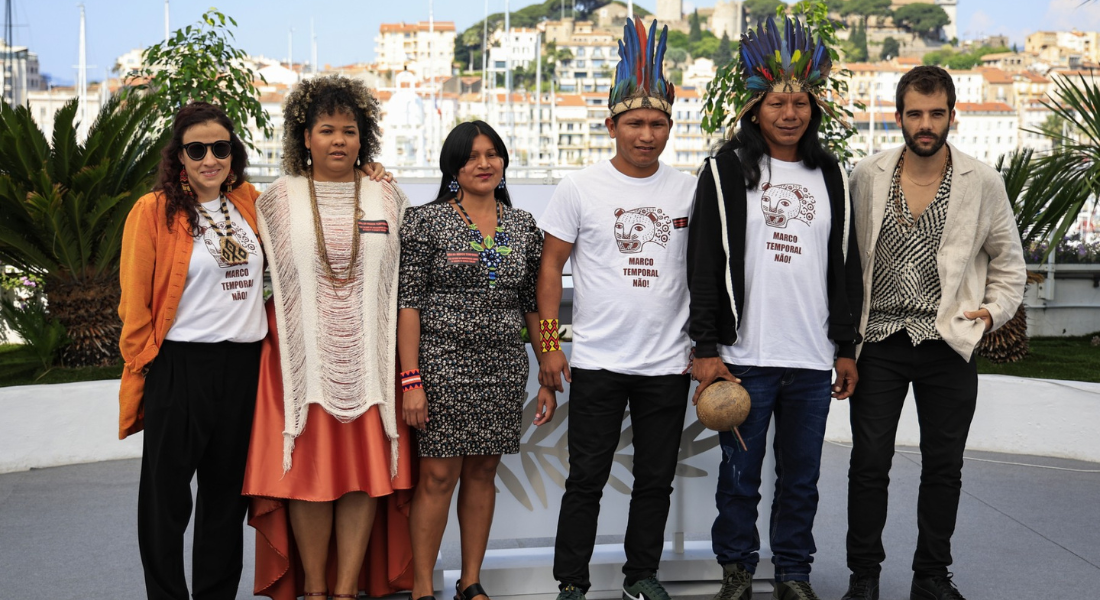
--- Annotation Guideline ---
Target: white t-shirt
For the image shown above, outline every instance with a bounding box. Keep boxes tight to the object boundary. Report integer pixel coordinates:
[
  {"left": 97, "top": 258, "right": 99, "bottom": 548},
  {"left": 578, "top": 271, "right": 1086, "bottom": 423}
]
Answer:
[
  {"left": 718, "top": 157, "right": 835, "bottom": 370},
  {"left": 166, "top": 197, "right": 268, "bottom": 343},
  {"left": 540, "top": 160, "right": 696, "bottom": 376}
]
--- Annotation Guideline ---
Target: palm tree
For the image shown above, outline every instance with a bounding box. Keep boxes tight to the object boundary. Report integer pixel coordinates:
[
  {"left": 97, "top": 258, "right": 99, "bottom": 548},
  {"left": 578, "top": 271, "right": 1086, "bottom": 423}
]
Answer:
[
  {"left": 978, "top": 149, "right": 1086, "bottom": 363},
  {"left": 0, "top": 94, "right": 167, "bottom": 367}
]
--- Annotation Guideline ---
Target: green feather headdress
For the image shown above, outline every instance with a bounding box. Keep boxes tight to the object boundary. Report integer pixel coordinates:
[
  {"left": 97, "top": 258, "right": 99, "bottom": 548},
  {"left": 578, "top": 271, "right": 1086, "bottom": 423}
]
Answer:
[
  {"left": 732, "top": 15, "right": 849, "bottom": 130},
  {"left": 609, "top": 18, "right": 676, "bottom": 117}
]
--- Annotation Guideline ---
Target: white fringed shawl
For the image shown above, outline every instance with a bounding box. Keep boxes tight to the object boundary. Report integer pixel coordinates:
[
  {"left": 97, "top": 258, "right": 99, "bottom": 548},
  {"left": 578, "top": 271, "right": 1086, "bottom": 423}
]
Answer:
[{"left": 256, "top": 175, "right": 408, "bottom": 475}]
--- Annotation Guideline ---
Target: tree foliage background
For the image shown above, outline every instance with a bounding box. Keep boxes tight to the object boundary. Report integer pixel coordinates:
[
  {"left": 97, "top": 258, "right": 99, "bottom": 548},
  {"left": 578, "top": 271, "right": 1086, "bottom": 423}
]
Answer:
[{"left": 125, "top": 9, "right": 272, "bottom": 150}]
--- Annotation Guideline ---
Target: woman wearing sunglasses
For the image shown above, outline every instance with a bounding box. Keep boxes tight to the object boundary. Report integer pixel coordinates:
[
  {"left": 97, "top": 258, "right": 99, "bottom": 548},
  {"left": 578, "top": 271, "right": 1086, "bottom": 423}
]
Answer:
[
  {"left": 118, "top": 101, "right": 265, "bottom": 600},
  {"left": 119, "top": 101, "right": 390, "bottom": 600}
]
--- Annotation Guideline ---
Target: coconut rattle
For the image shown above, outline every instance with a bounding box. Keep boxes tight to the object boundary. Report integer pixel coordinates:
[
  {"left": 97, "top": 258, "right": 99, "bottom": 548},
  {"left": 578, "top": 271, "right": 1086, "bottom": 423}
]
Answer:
[{"left": 696, "top": 380, "right": 751, "bottom": 450}]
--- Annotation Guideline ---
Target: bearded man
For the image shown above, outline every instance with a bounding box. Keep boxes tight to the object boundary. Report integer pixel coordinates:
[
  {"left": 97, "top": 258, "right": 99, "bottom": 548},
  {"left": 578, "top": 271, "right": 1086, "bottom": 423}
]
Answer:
[{"left": 840, "top": 66, "right": 1026, "bottom": 600}]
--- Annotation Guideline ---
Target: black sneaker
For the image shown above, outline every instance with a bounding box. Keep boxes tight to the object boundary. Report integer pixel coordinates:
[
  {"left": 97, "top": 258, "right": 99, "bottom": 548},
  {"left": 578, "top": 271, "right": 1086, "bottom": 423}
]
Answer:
[
  {"left": 911, "top": 573, "right": 966, "bottom": 600},
  {"left": 840, "top": 574, "right": 879, "bottom": 600},
  {"left": 622, "top": 575, "right": 672, "bottom": 600},
  {"left": 771, "top": 580, "right": 820, "bottom": 600},
  {"left": 557, "top": 584, "right": 586, "bottom": 600},
  {"left": 713, "top": 563, "right": 752, "bottom": 600}
]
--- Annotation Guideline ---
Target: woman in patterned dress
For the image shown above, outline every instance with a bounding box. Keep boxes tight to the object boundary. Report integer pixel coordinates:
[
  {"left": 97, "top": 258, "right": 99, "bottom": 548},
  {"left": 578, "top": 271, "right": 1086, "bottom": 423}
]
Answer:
[{"left": 398, "top": 121, "right": 557, "bottom": 600}]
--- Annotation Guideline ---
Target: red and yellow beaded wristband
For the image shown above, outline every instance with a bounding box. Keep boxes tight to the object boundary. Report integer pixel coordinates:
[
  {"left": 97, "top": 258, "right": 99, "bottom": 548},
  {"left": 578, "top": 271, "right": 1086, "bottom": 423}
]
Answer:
[
  {"left": 539, "top": 318, "right": 561, "bottom": 353},
  {"left": 400, "top": 369, "right": 423, "bottom": 391}
]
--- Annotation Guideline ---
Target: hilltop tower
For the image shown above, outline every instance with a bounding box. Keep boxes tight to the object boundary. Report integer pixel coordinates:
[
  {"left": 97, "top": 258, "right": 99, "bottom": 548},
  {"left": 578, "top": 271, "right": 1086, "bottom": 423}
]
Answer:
[
  {"left": 936, "top": 0, "right": 958, "bottom": 41},
  {"left": 710, "top": 0, "right": 744, "bottom": 41},
  {"left": 657, "top": 0, "right": 683, "bottom": 23}
]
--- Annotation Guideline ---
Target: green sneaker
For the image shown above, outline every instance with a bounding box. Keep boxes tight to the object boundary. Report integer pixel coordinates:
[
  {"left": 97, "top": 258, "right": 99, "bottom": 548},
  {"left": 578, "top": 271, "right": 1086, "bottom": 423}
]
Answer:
[
  {"left": 557, "top": 584, "right": 586, "bottom": 600},
  {"left": 622, "top": 575, "right": 672, "bottom": 600},
  {"left": 772, "top": 580, "right": 821, "bottom": 600},
  {"left": 713, "top": 563, "right": 753, "bottom": 600}
]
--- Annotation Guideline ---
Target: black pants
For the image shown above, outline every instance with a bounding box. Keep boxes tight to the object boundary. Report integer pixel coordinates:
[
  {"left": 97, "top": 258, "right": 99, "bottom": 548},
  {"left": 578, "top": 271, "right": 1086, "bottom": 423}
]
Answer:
[
  {"left": 846, "top": 331, "right": 977, "bottom": 577},
  {"left": 137, "top": 339, "right": 262, "bottom": 600},
  {"left": 553, "top": 368, "right": 690, "bottom": 590}
]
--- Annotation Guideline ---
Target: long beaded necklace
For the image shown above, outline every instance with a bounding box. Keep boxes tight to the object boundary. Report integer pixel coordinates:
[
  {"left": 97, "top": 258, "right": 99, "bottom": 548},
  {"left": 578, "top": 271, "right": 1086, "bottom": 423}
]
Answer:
[
  {"left": 196, "top": 196, "right": 249, "bottom": 266},
  {"left": 308, "top": 170, "right": 363, "bottom": 291},
  {"left": 453, "top": 199, "right": 512, "bottom": 287}
]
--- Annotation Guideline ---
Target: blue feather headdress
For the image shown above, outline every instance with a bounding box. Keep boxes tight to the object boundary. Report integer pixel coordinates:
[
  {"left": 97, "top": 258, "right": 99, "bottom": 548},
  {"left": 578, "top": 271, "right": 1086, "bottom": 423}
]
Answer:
[
  {"left": 732, "top": 15, "right": 848, "bottom": 129},
  {"left": 609, "top": 18, "right": 676, "bottom": 117}
]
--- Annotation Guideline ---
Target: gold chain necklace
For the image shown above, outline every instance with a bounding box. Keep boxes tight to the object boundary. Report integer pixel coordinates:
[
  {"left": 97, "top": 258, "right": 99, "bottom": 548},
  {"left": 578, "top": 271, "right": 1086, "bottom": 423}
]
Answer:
[
  {"left": 901, "top": 149, "right": 949, "bottom": 187},
  {"left": 308, "top": 170, "right": 363, "bottom": 290}
]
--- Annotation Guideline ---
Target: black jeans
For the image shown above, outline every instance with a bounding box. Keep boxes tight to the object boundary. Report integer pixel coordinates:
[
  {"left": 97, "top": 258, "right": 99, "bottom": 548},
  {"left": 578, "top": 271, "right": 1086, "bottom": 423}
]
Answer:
[
  {"left": 846, "top": 331, "right": 977, "bottom": 577},
  {"left": 137, "top": 339, "right": 262, "bottom": 600},
  {"left": 553, "top": 368, "right": 690, "bottom": 591}
]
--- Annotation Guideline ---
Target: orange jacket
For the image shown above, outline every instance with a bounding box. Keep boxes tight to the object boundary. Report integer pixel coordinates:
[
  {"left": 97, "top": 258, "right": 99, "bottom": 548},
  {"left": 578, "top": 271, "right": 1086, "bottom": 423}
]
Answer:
[{"left": 117, "top": 183, "right": 261, "bottom": 439}]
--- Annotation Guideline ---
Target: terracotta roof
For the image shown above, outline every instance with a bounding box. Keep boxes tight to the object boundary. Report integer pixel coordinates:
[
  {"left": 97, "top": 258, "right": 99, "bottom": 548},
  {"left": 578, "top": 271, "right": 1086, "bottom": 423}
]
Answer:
[
  {"left": 845, "top": 62, "right": 905, "bottom": 72},
  {"left": 379, "top": 21, "right": 455, "bottom": 33},
  {"left": 896, "top": 57, "right": 922, "bottom": 66},
  {"left": 556, "top": 94, "right": 585, "bottom": 107},
  {"left": 678, "top": 88, "right": 701, "bottom": 99},
  {"left": 979, "top": 67, "right": 1014, "bottom": 84},
  {"left": 956, "top": 102, "right": 1015, "bottom": 112}
]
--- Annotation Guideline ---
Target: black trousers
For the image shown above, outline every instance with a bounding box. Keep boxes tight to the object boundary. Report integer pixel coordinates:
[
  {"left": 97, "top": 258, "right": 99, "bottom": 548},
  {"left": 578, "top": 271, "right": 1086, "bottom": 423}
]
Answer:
[
  {"left": 553, "top": 368, "right": 690, "bottom": 590},
  {"left": 846, "top": 331, "right": 977, "bottom": 577},
  {"left": 137, "top": 339, "right": 262, "bottom": 600}
]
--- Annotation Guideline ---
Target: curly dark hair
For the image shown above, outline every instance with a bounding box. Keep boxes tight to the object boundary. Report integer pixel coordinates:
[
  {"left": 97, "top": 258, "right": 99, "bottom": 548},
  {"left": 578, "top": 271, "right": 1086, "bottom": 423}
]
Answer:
[
  {"left": 281, "top": 75, "right": 381, "bottom": 176},
  {"left": 156, "top": 102, "right": 249, "bottom": 235}
]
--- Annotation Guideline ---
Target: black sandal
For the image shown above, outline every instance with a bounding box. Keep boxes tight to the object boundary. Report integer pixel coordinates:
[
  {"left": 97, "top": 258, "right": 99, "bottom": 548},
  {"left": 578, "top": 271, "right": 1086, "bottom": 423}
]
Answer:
[{"left": 454, "top": 580, "right": 489, "bottom": 600}]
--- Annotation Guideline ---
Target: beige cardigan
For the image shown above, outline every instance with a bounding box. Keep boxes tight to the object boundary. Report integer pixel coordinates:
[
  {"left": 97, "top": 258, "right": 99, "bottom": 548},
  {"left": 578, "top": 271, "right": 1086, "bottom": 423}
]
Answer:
[{"left": 850, "top": 143, "right": 1027, "bottom": 361}]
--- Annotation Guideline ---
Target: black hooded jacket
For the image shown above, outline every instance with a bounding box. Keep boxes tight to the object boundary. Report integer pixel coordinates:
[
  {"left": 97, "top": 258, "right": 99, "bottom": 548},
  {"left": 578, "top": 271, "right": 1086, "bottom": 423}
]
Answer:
[{"left": 686, "top": 149, "right": 864, "bottom": 360}]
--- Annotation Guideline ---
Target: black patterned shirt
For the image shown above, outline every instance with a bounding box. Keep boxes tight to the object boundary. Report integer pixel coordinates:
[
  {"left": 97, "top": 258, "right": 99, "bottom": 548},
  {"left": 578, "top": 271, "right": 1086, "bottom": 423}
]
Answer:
[{"left": 865, "top": 150, "right": 954, "bottom": 345}]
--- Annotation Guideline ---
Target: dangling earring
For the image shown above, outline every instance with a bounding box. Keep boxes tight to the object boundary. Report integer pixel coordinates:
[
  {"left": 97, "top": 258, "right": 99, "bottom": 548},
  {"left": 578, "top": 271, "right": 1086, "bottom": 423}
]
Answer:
[
  {"left": 179, "top": 168, "right": 194, "bottom": 197},
  {"left": 223, "top": 171, "right": 237, "bottom": 191},
  {"left": 356, "top": 156, "right": 361, "bottom": 167},
  {"left": 306, "top": 155, "right": 312, "bottom": 167},
  {"left": 497, "top": 175, "right": 506, "bottom": 189},
  {"left": 448, "top": 177, "right": 460, "bottom": 193},
  {"left": 751, "top": 115, "right": 758, "bottom": 124}
]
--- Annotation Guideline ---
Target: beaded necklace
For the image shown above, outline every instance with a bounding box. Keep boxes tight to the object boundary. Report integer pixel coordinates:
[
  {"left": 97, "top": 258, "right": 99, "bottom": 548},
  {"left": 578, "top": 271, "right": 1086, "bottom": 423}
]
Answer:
[
  {"left": 453, "top": 199, "right": 512, "bottom": 287},
  {"left": 308, "top": 170, "right": 364, "bottom": 292},
  {"left": 196, "top": 196, "right": 249, "bottom": 266}
]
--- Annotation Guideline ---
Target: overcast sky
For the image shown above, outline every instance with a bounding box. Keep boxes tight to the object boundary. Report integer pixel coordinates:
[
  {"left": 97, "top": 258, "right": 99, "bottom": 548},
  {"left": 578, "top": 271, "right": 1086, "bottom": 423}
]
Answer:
[{"left": 11, "top": 0, "right": 1100, "bottom": 86}]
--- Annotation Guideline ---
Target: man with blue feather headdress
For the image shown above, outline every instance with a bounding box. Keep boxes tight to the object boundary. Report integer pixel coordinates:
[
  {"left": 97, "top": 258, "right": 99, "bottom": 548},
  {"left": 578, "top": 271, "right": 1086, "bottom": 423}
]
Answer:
[
  {"left": 687, "top": 15, "right": 863, "bottom": 600},
  {"left": 536, "top": 16, "right": 698, "bottom": 600}
]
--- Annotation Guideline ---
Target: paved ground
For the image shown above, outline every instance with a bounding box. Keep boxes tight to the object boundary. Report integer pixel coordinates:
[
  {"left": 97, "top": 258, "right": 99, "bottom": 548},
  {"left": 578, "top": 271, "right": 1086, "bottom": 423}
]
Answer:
[{"left": 1, "top": 441, "right": 1098, "bottom": 599}]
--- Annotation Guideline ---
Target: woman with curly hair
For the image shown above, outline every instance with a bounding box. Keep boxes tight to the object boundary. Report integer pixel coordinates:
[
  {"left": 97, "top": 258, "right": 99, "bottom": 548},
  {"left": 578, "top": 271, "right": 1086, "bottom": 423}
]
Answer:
[
  {"left": 119, "top": 101, "right": 265, "bottom": 600},
  {"left": 242, "top": 75, "right": 415, "bottom": 600},
  {"left": 399, "top": 121, "right": 555, "bottom": 600}
]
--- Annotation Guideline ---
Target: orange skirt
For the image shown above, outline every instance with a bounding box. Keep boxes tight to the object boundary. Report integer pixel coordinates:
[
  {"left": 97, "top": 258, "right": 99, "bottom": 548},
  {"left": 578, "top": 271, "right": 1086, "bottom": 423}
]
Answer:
[{"left": 242, "top": 301, "right": 416, "bottom": 599}]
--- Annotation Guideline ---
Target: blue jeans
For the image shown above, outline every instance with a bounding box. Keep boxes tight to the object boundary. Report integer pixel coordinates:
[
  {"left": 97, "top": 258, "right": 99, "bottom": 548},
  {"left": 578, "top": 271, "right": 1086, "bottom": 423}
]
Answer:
[{"left": 711, "top": 365, "right": 832, "bottom": 583}]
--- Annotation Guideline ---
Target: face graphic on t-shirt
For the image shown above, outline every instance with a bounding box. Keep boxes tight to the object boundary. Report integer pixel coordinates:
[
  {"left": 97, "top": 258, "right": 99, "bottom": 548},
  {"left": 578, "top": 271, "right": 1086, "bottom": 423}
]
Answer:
[
  {"left": 761, "top": 182, "right": 816, "bottom": 229},
  {"left": 613, "top": 206, "right": 672, "bottom": 253}
]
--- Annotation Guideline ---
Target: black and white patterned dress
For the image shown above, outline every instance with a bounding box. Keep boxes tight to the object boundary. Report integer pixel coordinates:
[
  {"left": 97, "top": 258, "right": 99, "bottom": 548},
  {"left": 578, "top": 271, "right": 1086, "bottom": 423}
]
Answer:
[{"left": 398, "top": 201, "right": 543, "bottom": 457}]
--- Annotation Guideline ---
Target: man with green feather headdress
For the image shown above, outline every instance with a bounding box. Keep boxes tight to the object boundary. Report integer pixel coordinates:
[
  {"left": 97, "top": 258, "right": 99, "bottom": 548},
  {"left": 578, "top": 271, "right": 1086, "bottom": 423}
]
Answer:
[
  {"left": 687, "top": 15, "right": 863, "bottom": 600},
  {"left": 536, "top": 16, "right": 698, "bottom": 600}
]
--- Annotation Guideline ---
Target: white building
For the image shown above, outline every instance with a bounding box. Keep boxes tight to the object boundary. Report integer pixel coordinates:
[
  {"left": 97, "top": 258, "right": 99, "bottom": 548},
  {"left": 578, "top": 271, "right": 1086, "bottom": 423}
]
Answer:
[
  {"left": 487, "top": 27, "right": 541, "bottom": 85},
  {"left": 556, "top": 32, "right": 619, "bottom": 93},
  {"left": 374, "top": 21, "right": 456, "bottom": 83},
  {"left": 1, "top": 39, "right": 44, "bottom": 105},
  {"left": 113, "top": 48, "right": 145, "bottom": 76},
  {"left": 376, "top": 70, "right": 456, "bottom": 169},
  {"left": 26, "top": 83, "right": 110, "bottom": 140},
  {"left": 952, "top": 102, "right": 1018, "bottom": 164}
]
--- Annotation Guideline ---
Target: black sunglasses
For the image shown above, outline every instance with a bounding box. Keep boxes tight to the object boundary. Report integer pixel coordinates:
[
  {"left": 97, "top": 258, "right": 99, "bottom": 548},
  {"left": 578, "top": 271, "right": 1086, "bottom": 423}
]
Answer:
[{"left": 182, "top": 140, "right": 233, "bottom": 161}]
